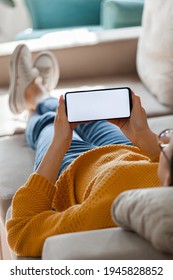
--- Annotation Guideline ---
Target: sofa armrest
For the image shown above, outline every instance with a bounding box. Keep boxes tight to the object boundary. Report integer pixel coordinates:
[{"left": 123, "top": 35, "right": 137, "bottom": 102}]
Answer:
[
  {"left": 42, "top": 227, "right": 173, "bottom": 260},
  {"left": 0, "top": 27, "right": 141, "bottom": 86},
  {"left": 0, "top": 135, "right": 35, "bottom": 225}
]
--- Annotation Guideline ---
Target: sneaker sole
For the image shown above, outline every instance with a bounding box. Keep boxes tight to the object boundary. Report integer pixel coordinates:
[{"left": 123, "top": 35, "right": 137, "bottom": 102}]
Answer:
[
  {"left": 9, "top": 44, "right": 27, "bottom": 114},
  {"left": 33, "top": 51, "right": 60, "bottom": 91}
]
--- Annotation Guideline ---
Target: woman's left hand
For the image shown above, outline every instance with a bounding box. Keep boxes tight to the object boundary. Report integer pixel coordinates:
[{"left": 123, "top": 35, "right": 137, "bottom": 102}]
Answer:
[
  {"left": 36, "top": 95, "right": 77, "bottom": 184},
  {"left": 52, "top": 95, "right": 75, "bottom": 151}
]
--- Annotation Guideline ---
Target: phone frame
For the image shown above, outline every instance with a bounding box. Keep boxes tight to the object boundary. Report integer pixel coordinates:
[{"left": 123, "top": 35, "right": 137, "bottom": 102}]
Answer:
[{"left": 65, "top": 87, "right": 132, "bottom": 123}]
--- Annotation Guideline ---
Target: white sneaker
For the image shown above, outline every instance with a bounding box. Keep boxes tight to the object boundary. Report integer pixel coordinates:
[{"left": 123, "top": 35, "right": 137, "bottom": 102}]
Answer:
[
  {"left": 33, "top": 51, "right": 60, "bottom": 91},
  {"left": 9, "top": 44, "right": 39, "bottom": 114}
]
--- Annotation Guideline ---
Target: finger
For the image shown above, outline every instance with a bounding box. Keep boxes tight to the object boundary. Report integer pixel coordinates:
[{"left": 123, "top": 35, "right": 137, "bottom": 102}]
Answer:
[
  {"left": 131, "top": 90, "right": 139, "bottom": 101},
  {"left": 131, "top": 91, "right": 141, "bottom": 108},
  {"left": 70, "top": 121, "right": 92, "bottom": 130},
  {"left": 59, "top": 95, "right": 64, "bottom": 104},
  {"left": 57, "top": 95, "right": 67, "bottom": 119},
  {"left": 130, "top": 91, "right": 140, "bottom": 111},
  {"left": 55, "top": 95, "right": 63, "bottom": 113},
  {"left": 131, "top": 94, "right": 147, "bottom": 117},
  {"left": 70, "top": 122, "right": 81, "bottom": 130},
  {"left": 54, "top": 96, "right": 66, "bottom": 124}
]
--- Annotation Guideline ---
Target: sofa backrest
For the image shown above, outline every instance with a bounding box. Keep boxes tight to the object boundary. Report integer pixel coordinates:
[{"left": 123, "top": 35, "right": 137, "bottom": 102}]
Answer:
[{"left": 24, "top": 0, "right": 102, "bottom": 29}]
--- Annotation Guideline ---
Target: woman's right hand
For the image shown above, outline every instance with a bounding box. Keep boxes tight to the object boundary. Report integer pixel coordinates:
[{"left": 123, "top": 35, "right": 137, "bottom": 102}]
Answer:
[
  {"left": 110, "top": 91, "right": 160, "bottom": 159},
  {"left": 110, "top": 92, "right": 150, "bottom": 145},
  {"left": 120, "top": 92, "right": 151, "bottom": 145}
]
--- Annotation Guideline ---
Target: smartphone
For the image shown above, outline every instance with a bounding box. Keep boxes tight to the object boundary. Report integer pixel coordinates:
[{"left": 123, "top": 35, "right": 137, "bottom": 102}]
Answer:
[{"left": 65, "top": 87, "right": 132, "bottom": 123}]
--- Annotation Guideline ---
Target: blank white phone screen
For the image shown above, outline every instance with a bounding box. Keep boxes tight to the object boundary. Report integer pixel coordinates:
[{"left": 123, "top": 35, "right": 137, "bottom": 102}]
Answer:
[{"left": 66, "top": 88, "right": 131, "bottom": 122}]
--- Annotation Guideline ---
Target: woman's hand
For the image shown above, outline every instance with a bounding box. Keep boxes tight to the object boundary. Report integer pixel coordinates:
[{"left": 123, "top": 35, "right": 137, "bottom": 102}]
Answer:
[
  {"left": 52, "top": 95, "right": 76, "bottom": 152},
  {"left": 109, "top": 92, "right": 150, "bottom": 145},
  {"left": 109, "top": 91, "right": 160, "bottom": 160},
  {"left": 36, "top": 95, "right": 79, "bottom": 184}
]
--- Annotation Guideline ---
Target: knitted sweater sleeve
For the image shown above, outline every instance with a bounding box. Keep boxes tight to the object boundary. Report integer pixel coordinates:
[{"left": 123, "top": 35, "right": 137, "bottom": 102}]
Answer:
[{"left": 6, "top": 174, "right": 84, "bottom": 257}]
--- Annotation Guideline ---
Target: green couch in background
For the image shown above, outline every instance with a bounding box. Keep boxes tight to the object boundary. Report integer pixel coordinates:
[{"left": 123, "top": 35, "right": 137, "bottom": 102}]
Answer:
[
  {"left": 25, "top": 0, "right": 102, "bottom": 29},
  {"left": 101, "top": 0, "right": 144, "bottom": 29},
  {"left": 16, "top": 0, "right": 144, "bottom": 40}
]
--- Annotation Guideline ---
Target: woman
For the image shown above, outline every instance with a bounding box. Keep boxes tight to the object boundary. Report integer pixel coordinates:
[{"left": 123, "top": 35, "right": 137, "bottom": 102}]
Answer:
[{"left": 6, "top": 45, "right": 173, "bottom": 257}]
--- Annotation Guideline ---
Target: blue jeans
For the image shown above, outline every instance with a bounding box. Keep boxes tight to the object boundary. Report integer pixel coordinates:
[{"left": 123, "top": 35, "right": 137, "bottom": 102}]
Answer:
[{"left": 25, "top": 97, "right": 132, "bottom": 177}]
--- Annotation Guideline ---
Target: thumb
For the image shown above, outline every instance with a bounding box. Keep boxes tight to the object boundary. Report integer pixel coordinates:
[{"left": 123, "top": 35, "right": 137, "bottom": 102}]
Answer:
[
  {"left": 59, "top": 95, "right": 64, "bottom": 105},
  {"left": 131, "top": 92, "right": 143, "bottom": 113},
  {"left": 57, "top": 95, "right": 67, "bottom": 120}
]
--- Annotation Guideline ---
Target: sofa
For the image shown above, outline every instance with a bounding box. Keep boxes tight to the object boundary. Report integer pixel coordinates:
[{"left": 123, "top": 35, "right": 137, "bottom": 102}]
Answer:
[
  {"left": 0, "top": 24, "right": 173, "bottom": 260},
  {"left": 16, "top": 0, "right": 144, "bottom": 40}
]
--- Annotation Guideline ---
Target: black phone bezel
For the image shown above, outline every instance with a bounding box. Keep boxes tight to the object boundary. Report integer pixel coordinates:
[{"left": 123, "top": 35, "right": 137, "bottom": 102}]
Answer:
[{"left": 64, "top": 87, "right": 132, "bottom": 123}]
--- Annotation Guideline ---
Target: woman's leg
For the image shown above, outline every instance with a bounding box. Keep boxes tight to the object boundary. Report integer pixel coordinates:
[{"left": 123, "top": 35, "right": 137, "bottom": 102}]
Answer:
[
  {"left": 75, "top": 120, "right": 132, "bottom": 147},
  {"left": 59, "top": 134, "right": 96, "bottom": 175},
  {"left": 25, "top": 97, "right": 58, "bottom": 150}
]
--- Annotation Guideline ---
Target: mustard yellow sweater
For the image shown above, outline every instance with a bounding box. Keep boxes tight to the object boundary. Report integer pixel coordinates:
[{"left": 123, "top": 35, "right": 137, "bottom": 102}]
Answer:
[{"left": 6, "top": 145, "right": 160, "bottom": 257}]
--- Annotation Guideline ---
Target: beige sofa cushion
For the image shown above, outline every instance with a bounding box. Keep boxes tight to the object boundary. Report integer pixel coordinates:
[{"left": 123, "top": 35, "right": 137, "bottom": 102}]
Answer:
[
  {"left": 0, "top": 135, "right": 35, "bottom": 224},
  {"left": 0, "top": 135, "right": 35, "bottom": 199},
  {"left": 137, "top": 0, "right": 173, "bottom": 107},
  {"left": 112, "top": 187, "right": 173, "bottom": 254},
  {"left": 5, "top": 207, "right": 172, "bottom": 260},
  {"left": 42, "top": 227, "right": 173, "bottom": 260},
  {"left": 148, "top": 115, "right": 173, "bottom": 134}
]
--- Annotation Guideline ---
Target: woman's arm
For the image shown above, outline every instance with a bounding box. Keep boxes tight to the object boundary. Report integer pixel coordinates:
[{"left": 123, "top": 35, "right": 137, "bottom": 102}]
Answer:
[
  {"left": 6, "top": 95, "right": 80, "bottom": 256},
  {"left": 110, "top": 92, "right": 160, "bottom": 161},
  {"left": 6, "top": 173, "right": 83, "bottom": 257},
  {"left": 36, "top": 95, "right": 74, "bottom": 184}
]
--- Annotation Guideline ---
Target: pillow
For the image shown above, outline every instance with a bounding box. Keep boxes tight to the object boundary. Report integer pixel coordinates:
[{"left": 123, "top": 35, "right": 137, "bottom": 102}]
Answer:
[
  {"left": 112, "top": 187, "right": 173, "bottom": 254},
  {"left": 24, "top": 0, "right": 102, "bottom": 29},
  {"left": 137, "top": 0, "right": 173, "bottom": 107},
  {"left": 101, "top": 0, "right": 144, "bottom": 29}
]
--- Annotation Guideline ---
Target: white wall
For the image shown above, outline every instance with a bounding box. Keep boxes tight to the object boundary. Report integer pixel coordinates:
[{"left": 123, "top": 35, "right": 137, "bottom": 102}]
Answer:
[{"left": 0, "top": 0, "right": 31, "bottom": 42}]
